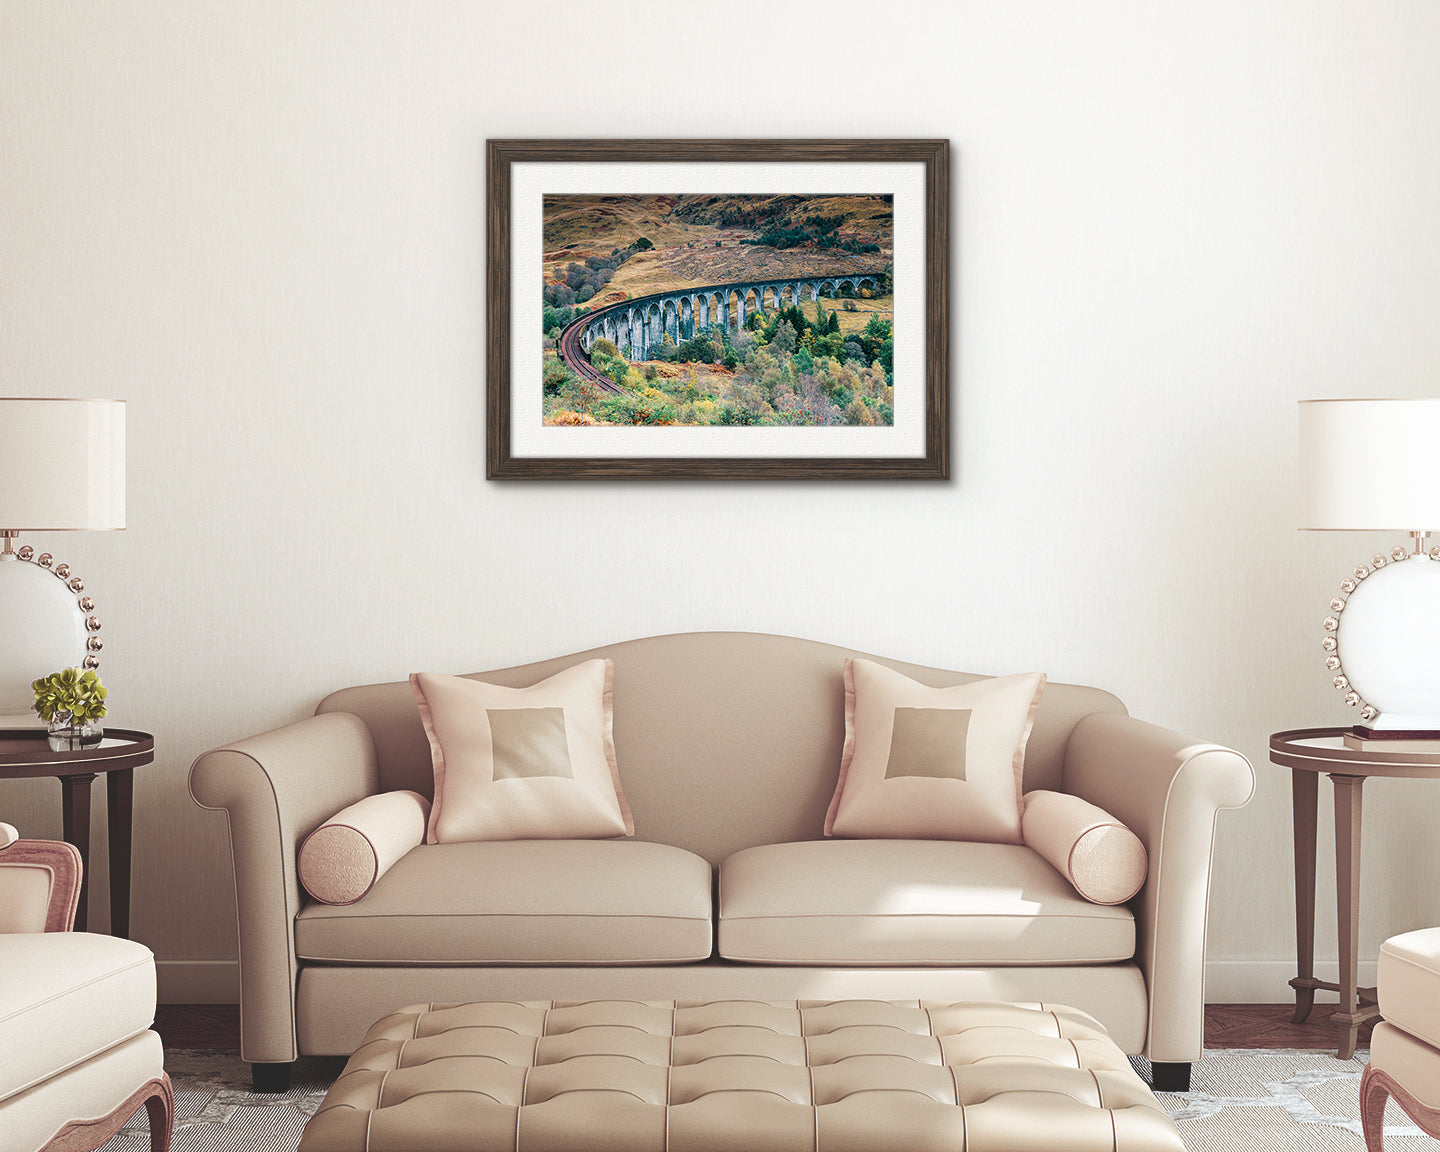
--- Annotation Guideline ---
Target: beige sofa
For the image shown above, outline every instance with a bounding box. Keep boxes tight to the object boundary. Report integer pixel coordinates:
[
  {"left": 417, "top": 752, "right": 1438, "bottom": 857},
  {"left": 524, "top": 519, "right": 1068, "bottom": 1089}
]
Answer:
[{"left": 189, "top": 632, "right": 1254, "bottom": 1094}]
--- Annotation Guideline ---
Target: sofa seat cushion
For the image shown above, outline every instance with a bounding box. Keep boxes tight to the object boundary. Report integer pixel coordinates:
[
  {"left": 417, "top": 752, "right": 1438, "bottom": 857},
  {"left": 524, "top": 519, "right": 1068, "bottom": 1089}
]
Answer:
[
  {"left": 718, "top": 840, "right": 1135, "bottom": 966},
  {"left": 295, "top": 839, "right": 713, "bottom": 965},
  {"left": 0, "top": 932, "right": 157, "bottom": 1102}
]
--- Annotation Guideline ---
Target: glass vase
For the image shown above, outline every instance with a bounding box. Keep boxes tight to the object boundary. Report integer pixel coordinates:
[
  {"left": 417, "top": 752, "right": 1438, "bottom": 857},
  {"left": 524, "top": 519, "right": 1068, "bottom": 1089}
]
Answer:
[{"left": 47, "top": 715, "right": 104, "bottom": 752}]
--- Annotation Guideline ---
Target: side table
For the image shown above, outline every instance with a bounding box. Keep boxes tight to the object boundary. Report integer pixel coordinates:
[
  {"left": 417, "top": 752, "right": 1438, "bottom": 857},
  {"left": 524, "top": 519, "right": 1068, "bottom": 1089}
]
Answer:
[
  {"left": 0, "top": 728, "right": 155, "bottom": 935},
  {"left": 1270, "top": 727, "right": 1440, "bottom": 1059}
]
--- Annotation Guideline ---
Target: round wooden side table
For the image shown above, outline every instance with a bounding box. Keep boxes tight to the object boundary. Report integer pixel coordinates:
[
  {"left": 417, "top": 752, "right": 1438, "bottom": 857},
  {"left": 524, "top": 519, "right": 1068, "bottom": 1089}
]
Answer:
[
  {"left": 0, "top": 728, "right": 155, "bottom": 936},
  {"left": 1270, "top": 727, "right": 1440, "bottom": 1059}
]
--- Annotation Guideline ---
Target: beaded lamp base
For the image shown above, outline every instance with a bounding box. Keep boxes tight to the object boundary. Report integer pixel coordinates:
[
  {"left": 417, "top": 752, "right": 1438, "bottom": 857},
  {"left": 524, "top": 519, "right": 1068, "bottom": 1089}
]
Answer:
[{"left": 1324, "top": 542, "right": 1440, "bottom": 735}]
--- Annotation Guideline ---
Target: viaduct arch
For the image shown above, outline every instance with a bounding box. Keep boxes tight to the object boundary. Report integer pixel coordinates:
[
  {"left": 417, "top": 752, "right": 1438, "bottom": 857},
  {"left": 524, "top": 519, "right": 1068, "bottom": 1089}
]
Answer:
[{"left": 571, "top": 271, "right": 885, "bottom": 361}]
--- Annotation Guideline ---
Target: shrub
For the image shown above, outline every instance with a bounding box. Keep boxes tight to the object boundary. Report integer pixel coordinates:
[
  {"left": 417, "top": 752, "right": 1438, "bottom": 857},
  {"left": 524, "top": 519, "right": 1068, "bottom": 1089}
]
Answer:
[
  {"left": 543, "top": 359, "right": 571, "bottom": 396},
  {"left": 597, "top": 390, "right": 676, "bottom": 425},
  {"left": 674, "top": 335, "right": 717, "bottom": 364}
]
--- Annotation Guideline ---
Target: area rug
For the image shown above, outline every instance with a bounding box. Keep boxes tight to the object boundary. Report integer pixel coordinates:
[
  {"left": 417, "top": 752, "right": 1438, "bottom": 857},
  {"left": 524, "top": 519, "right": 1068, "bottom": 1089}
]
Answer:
[{"left": 97, "top": 1048, "right": 1428, "bottom": 1151}]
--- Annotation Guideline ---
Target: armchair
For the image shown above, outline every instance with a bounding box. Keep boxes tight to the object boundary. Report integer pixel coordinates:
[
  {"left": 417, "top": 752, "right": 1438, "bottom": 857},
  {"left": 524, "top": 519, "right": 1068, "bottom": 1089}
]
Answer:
[
  {"left": 0, "top": 820, "right": 173, "bottom": 1152},
  {"left": 1362, "top": 927, "right": 1440, "bottom": 1150}
]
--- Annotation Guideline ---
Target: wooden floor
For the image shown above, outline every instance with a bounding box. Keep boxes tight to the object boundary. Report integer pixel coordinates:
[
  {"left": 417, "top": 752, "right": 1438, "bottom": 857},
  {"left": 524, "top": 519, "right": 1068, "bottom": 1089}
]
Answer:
[{"left": 152, "top": 1003, "right": 1375, "bottom": 1053}]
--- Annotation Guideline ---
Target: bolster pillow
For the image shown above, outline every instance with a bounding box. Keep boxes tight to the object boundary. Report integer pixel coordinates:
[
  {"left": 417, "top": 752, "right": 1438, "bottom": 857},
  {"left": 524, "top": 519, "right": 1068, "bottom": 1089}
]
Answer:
[
  {"left": 1021, "top": 790, "right": 1147, "bottom": 905},
  {"left": 298, "top": 790, "right": 430, "bottom": 905}
]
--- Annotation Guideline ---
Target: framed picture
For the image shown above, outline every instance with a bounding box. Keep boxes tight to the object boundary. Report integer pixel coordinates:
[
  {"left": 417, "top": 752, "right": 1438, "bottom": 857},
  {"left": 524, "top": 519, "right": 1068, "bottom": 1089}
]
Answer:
[{"left": 487, "top": 139, "right": 948, "bottom": 480}]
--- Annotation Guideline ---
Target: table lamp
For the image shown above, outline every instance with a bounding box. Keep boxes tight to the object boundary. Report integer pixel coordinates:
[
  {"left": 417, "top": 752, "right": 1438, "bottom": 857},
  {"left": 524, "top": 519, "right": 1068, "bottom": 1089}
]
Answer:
[
  {"left": 1299, "top": 398, "right": 1440, "bottom": 738},
  {"left": 0, "top": 398, "right": 125, "bottom": 718}
]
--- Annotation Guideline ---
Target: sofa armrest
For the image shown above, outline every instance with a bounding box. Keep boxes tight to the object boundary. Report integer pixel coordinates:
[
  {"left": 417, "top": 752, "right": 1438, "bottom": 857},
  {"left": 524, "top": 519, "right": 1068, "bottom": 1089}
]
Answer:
[
  {"left": 1063, "top": 711, "right": 1254, "bottom": 1065},
  {"left": 188, "top": 712, "right": 379, "bottom": 1064}
]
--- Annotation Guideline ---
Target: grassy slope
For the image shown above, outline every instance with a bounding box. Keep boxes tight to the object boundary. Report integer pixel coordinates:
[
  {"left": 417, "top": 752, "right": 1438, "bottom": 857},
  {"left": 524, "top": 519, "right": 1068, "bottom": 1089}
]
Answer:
[{"left": 544, "top": 194, "right": 892, "bottom": 310}]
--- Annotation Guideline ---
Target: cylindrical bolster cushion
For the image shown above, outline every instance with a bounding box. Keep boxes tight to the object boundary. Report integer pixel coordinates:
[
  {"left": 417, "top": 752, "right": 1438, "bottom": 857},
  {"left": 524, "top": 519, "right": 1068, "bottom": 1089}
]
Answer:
[
  {"left": 298, "top": 790, "right": 430, "bottom": 905},
  {"left": 1021, "top": 790, "right": 1147, "bottom": 905}
]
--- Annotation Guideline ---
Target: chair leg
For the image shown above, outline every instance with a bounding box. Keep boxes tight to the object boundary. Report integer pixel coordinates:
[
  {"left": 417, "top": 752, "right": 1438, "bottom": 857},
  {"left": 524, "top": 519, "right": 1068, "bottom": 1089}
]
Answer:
[
  {"left": 1361, "top": 1065, "right": 1390, "bottom": 1152},
  {"left": 252, "top": 1061, "right": 293, "bottom": 1093},
  {"left": 39, "top": 1073, "right": 172, "bottom": 1152},
  {"left": 1150, "top": 1061, "right": 1192, "bottom": 1092},
  {"left": 1363, "top": 1064, "right": 1440, "bottom": 1150},
  {"left": 145, "top": 1073, "right": 175, "bottom": 1152}
]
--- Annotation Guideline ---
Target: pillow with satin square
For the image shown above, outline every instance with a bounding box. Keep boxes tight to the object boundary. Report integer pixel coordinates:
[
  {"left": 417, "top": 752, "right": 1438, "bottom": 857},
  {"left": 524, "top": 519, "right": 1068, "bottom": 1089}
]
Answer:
[
  {"left": 410, "top": 659, "right": 633, "bottom": 844},
  {"left": 824, "top": 659, "right": 1046, "bottom": 843}
]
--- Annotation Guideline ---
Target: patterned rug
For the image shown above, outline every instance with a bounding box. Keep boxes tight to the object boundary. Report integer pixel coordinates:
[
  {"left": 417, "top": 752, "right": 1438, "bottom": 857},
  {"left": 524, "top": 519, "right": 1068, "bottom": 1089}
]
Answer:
[{"left": 97, "top": 1048, "right": 1427, "bottom": 1150}]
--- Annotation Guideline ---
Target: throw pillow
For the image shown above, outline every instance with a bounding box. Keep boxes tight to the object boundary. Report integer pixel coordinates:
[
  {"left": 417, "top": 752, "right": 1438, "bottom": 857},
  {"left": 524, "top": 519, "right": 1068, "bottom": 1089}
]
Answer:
[
  {"left": 1021, "top": 789, "right": 1148, "bottom": 905},
  {"left": 411, "top": 659, "right": 634, "bottom": 844},
  {"left": 298, "top": 790, "right": 430, "bottom": 905},
  {"left": 824, "top": 659, "right": 1046, "bottom": 843}
]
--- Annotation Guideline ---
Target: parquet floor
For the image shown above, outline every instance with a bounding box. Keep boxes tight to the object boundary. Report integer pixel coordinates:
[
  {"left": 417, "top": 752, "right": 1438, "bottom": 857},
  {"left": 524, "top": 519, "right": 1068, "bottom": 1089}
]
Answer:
[
  {"left": 1203, "top": 1002, "right": 1377, "bottom": 1050},
  {"left": 152, "top": 1003, "right": 1373, "bottom": 1052}
]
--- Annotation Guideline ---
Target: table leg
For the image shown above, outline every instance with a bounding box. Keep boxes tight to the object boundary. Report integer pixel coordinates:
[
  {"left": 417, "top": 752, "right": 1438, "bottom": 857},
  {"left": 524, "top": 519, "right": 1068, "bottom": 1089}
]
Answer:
[
  {"left": 1290, "top": 768, "right": 1320, "bottom": 1023},
  {"left": 1332, "top": 772, "right": 1365, "bottom": 1060},
  {"left": 60, "top": 773, "right": 97, "bottom": 933},
  {"left": 107, "top": 768, "right": 134, "bottom": 939}
]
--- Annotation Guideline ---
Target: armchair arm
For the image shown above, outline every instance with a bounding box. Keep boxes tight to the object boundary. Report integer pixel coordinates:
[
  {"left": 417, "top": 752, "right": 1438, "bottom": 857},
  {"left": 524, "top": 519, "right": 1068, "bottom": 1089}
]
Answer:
[
  {"left": 0, "top": 838, "right": 82, "bottom": 933},
  {"left": 188, "top": 712, "right": 378, "bottom": 1064},
  {"left": 1063, "top": 712, "right": 1254, "bottom": 1065}
]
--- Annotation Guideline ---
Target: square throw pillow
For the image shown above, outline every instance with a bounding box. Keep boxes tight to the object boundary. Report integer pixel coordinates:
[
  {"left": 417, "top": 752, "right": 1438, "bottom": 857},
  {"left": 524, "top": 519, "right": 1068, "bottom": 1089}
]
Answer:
[
  {"left": 824, "top": 659, "right": 1046, "bottom": 844},
  {"left": 410, "top": 659, "right": 634, "bottom": 844}
]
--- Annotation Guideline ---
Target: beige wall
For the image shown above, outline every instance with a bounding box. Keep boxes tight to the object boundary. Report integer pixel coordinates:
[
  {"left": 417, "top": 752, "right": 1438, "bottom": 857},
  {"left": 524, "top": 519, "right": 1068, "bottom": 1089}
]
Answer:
[{"left": 4, "top": 1, "right": 1440, "bottom": 1001}]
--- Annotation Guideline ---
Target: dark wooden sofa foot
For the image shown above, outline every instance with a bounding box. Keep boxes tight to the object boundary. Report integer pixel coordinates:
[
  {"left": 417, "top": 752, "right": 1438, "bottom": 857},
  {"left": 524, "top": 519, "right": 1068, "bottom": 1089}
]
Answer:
[
  {"left": 1150, "top": 1061, "right": 1192, "bottom": 1092},
  {"left": 251, "top": 1061, "right": 293, "bottom": 1093}
]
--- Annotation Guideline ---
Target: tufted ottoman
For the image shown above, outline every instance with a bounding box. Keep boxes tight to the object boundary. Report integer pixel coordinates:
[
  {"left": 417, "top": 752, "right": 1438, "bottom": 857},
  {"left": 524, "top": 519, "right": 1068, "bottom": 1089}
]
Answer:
[{"left": 299, "top": 999, "right": 1182, "bottom": 1151}]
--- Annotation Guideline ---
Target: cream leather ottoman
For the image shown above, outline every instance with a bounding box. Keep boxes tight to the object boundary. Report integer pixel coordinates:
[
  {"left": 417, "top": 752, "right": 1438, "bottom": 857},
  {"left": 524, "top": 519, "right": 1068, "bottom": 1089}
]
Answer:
[{"left": 299, "top": 999, "right": 1182, "bottom": 1152}]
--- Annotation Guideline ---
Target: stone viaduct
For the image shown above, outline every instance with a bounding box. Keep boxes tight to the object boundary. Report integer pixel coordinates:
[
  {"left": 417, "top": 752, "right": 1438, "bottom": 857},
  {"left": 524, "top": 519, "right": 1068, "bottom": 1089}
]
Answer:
[{"left": 576, "top": 271, "right": 885, "bottom": 359}]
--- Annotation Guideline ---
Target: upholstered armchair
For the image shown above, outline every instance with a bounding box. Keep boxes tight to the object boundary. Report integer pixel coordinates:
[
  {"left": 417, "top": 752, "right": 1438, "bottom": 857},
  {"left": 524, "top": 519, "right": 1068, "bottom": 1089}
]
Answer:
[
  {"left": 1362, "top": 927, "right": 1440, "bottom": 1151},
  {"left": 0, "top": 820, "right": 173, "bottom": 1152}
]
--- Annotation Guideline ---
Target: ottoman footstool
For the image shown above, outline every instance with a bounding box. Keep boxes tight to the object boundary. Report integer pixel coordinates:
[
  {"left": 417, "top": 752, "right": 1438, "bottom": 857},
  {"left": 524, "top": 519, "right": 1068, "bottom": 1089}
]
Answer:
[{"left": 299, "top": 1000, "right": 1182, "bottom": 1152}]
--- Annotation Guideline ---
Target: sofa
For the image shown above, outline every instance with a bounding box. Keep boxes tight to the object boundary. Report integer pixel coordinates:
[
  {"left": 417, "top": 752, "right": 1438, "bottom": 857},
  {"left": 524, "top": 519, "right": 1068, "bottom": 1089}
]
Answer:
[
  {"left": 189, "top": 631, "right": 1254, "bottom": 1094},
  {"left": 0, "top": 823, "right": 173, "bottom": 1152}
]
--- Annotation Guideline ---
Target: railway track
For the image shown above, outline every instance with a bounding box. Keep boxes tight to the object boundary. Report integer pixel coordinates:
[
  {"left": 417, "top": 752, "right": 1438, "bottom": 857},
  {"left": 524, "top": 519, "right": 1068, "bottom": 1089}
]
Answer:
[
  {"left": 554, "top": 268, "right": 884, "bottom": 390},
  {"left": 556, "top": 305, "right": 624, "bottom": 394}
]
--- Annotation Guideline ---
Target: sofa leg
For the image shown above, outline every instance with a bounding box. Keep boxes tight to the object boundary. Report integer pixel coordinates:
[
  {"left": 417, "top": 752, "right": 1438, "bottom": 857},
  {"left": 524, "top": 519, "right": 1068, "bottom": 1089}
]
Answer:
[
  {"left": 1150, "top": 1061, "right": 1192, "bottom": 1092},
  {"left": 251, "top": 1061, "right": 293, "bottom": 1093}
]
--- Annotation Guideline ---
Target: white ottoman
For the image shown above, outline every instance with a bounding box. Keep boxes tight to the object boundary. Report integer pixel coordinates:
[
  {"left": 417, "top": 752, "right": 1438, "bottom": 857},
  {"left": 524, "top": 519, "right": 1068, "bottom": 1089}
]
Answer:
[{"left": 300, "top": 999, "right": 1183, "bottom": 1152}]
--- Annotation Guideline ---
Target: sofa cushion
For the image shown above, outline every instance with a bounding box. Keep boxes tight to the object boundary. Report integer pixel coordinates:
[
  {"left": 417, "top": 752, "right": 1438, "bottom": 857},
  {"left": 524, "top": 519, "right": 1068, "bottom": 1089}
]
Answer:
[
  {"left": 0, "top": 932, "right": 156, "bottom": 1102},
  {"left": 825, "top": 660, "right": 1045, "bottom": 844},
  {"left": 411, "top": 660, "right": 634, "bottom": 845},
  {"left": 718, "top": 840, "right": 1135, "bottom": 965},
  {"left": 295, "top": 840, "right": 713, "bottom": 965}
]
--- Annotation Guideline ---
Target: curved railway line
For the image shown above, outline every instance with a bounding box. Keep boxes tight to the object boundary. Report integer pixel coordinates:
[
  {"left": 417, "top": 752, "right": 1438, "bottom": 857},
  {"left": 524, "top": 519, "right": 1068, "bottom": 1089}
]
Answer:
[
  {"left": 556, "top": 302, "right": 627, "bottom": 394},
  {"left": 553, "top": 270, "right": 885, "bottom": 393}
]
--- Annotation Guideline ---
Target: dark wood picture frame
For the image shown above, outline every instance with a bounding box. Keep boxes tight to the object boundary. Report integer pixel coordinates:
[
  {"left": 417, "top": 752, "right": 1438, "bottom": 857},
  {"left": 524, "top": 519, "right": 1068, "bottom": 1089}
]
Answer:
[{"left": 486, "top": 139, "right": 948, "bottom": 480}]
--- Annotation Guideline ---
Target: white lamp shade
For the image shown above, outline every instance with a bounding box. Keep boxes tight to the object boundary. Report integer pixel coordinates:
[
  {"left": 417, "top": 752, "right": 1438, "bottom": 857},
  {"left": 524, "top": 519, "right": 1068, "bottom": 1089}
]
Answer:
[
  {"left": 0, "top": 398, "right": 125, "bottom": 530},
  {"left": 1299, "top": 398, "right": 1440, "bottom": 531}
]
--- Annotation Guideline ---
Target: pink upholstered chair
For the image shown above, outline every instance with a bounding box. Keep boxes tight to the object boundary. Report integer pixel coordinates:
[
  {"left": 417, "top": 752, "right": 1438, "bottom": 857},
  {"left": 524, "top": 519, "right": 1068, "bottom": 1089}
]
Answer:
[{"left": 0, "top": 820, "right": 173, "bottom": 1152}]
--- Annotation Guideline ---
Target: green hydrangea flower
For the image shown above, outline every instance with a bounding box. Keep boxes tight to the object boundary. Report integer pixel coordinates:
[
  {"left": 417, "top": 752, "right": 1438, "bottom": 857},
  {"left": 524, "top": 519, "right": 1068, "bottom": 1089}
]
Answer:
[{"left": 31, "top": 668, "right": 109, "bottom": 724}]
